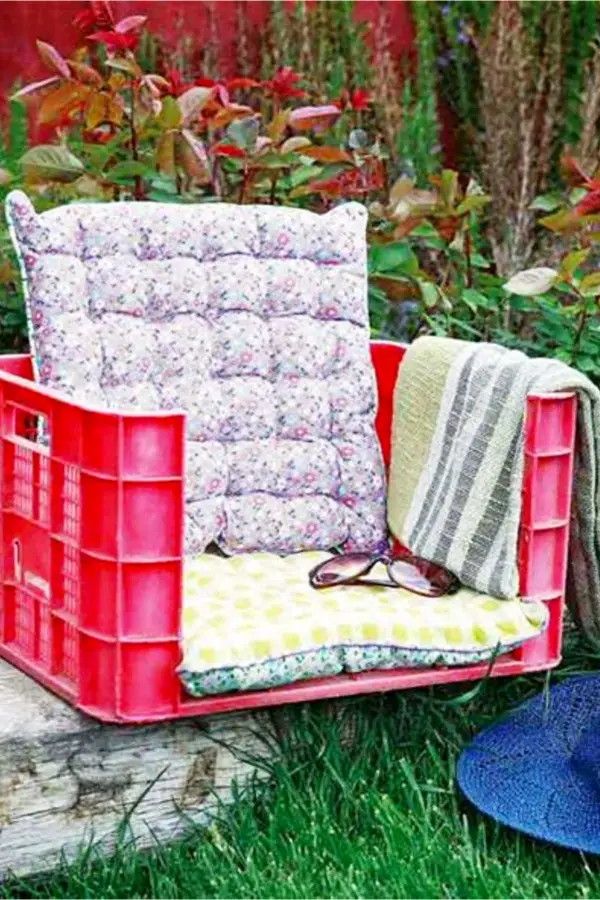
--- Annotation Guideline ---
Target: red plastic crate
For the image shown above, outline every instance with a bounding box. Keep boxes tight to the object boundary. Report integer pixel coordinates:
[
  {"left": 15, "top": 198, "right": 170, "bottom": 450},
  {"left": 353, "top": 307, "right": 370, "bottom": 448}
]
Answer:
[{"left": 0, "top": 342, "right": 577, "bottom": 723}]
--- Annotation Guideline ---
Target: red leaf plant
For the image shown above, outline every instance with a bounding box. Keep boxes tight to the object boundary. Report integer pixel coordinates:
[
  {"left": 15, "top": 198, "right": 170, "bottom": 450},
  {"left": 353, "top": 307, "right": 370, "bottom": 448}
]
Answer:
[{"left": 262, "top": 67, "right": 306, "bottom": 100}]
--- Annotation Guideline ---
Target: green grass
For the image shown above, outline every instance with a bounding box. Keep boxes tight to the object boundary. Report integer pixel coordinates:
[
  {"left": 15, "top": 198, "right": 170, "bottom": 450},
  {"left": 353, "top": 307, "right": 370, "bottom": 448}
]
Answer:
[{"left": 4, "top": 633, "right": 600, "bottom": 900}]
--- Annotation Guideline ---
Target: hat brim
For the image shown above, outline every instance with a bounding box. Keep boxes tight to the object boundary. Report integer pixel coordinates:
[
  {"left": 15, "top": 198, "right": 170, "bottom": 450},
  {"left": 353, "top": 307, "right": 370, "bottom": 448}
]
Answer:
[{"left": 457, "top": 675, "right": 600, "bottom": 854}]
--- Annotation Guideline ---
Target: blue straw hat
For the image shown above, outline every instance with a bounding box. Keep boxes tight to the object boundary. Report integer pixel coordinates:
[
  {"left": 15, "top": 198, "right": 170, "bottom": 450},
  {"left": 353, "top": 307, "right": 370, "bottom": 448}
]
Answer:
[{"left": 457, "top": 675, "right": 600, "bottom": 854}]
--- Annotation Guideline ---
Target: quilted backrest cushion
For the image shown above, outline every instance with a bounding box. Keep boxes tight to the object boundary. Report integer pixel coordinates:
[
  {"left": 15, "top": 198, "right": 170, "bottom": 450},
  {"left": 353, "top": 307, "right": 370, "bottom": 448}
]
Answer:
[{"left": 6, "top": 191, "right": 386, "bottom": 555}]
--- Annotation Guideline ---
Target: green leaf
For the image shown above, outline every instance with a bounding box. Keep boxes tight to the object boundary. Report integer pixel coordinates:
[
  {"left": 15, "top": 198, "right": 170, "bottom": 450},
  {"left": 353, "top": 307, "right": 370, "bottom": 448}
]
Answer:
[
  {"left": 456, "top": 195, "right": 491, "bottom": 215},
  {"left": 539, "top": 209, "right": 577, "bottom": 233},
  {"left": 148, "top": 175, "right": 179, "bottom": 193},
  {"left": 554, "top": 348, "right": 574, "bottom": 363},
  {"left": 226, "top": 117, "right": 260, "bottom": 151},
  {"left": 569, "top": 187, "right": 588, "bottom": 205},
  {"left": 409, "top": 222, "right": 439, "bottom": 238},
  {"left": 315, "top": 163, "right": 349, "bottom": 181},
  {"left": 418, "top": 280, "right": 439, "bottom": 308},
  {"left": 560, "top": 248, "right": 590, "bottom": 279},
  {"left": 560, "top": 304, "right": 583, "bottom": 317},
  {"left": 103, "top": 160, "right": 154, "bottom": 183},
  {"left": 289, "top": 164, "right": 319, "bottom": 188},
  {"left": 462, "top": 288, "right": 490, "bottom": 311},
  {"left": 21, "top": 144, "right": 84, "bottom": 183},
  {"left": 147, "top": 190, "right": 189, "bottom": 203},
  {"left": 368, "top": 242, "right": 419, "bottom": 276},
  {"left": 471, "top": 252, "right": 492, "bottom": 269},
  {"left": 553, "top": 280, "right": 574, "bottom": 294},
  {"left": 368, "top": 282, "right": 388, "bottom": 304},
  {"left": 249, "top": 152, "right": 297, "bottom": 170},
  {"left": 579, "top": 272, "right": 600, "bottom": 297},
  {"left": 290, "top": 165, "right": 349, "bottom": 196},
  {"left": 422, "top": 236, "right": 447, "bottom": 250},
  {"left": 529, "top": 193, "right": 564, "bottom": 212},
  {"left": 82, "top": 144, "right": 113, "bottom": 170},
  {"left": 158, "top": 96, "right": 183, "bottom": 130},
  {"left": 288, "top": 183, "right": 317, "bottom": 199},
  {"left": 440, "top": 169, "right": 458, "bottom": 210},
  {"left": 575, "top": 355, "right": 600, "bottom": 374}
]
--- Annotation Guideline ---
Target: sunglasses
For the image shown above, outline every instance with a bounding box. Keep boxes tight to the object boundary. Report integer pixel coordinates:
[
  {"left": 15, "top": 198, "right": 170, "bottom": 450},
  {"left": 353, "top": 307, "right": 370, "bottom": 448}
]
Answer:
[{"left": 308, "top": 550, "right": 461, "bottom": 597}]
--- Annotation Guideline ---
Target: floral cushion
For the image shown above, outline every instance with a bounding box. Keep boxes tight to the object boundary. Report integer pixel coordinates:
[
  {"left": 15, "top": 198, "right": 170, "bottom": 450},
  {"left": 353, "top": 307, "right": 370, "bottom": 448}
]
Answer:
[
  {"left": 179, "top": 552, "right": 549, "bottom": 696},
  {"left": 6, "top": 191, "right": 386, "bottom": 555}
]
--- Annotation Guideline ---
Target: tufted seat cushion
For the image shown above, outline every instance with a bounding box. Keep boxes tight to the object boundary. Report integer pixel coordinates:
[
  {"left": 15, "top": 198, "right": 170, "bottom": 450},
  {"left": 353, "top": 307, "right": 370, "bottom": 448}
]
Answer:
[
  {"left": 179, "top": 552, "right": 549, "bottom": 696},
  {"left": 6, "top": 192, "right": 387, "bottom": 555}
]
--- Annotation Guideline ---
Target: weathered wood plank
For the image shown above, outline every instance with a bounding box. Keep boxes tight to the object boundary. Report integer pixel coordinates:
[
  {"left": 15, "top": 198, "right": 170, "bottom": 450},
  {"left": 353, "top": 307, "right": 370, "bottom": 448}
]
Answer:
[{"left": 0, "top": 660, "right": 273, "bottom": 878}]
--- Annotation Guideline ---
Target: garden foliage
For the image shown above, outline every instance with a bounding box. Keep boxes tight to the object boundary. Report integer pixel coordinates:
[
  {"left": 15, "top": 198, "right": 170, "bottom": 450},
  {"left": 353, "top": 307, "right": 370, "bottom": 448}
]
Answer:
[{"left": 0, "top": 0, "right": 599, "bottom": 382}]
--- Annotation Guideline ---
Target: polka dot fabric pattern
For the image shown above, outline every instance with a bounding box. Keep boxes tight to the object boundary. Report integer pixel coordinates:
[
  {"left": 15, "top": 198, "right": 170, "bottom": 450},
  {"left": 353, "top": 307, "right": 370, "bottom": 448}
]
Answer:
[
  {"left": 179, "top": 552, "right": 549, "bottom": 696},
  {"left": 6, "top": 192, "right": 387, "bottom": 556}
]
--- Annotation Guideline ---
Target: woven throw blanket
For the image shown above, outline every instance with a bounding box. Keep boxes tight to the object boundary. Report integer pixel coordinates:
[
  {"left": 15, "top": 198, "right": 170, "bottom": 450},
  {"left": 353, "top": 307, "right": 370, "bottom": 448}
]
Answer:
[{"left": 387, "top": 336, "right": 600, "bottom": 642}]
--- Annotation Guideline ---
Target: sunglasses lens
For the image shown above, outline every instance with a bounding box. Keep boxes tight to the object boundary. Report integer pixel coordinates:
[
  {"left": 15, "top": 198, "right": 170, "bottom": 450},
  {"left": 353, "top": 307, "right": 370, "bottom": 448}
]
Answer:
[
  {"left": 311, "top": 553, "right": 373, "bottom": 586},
  {"left": 389, "top": 556, "right": 459, "bottom": 596}
]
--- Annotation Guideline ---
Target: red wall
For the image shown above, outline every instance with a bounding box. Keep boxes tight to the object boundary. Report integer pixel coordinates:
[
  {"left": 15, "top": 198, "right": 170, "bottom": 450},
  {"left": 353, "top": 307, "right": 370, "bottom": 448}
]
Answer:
[{"left": 0, "top": 1, "right": 414, "bottom": 97}]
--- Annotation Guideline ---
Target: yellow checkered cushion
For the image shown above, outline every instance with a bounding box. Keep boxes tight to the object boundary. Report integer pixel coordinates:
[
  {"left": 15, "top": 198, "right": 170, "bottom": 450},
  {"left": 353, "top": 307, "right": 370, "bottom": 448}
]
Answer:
[{"left": 179, "top": 552, "right": 548, "bottom": 696}]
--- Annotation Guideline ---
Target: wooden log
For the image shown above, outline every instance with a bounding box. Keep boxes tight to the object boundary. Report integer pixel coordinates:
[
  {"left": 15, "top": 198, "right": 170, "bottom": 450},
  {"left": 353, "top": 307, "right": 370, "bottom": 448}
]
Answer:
[{"left": 0, "top": 659, "right": 273, "bottom": 878}]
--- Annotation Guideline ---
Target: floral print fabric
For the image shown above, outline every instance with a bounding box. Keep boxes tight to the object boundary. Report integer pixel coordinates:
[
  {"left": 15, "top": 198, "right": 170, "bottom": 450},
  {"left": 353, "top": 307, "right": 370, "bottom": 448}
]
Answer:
[{"left": 6, "top": 191, "right": 387, "bottom": 555}]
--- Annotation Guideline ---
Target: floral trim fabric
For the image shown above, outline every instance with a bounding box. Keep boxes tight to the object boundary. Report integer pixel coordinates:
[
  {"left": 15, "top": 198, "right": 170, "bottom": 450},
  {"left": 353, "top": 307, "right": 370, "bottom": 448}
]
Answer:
[
  {"left": 6, "top": 191, "right": 387, "bottom": 555},
  {"left": 179, "top": 552, "right": 549, "bottom": 696}
]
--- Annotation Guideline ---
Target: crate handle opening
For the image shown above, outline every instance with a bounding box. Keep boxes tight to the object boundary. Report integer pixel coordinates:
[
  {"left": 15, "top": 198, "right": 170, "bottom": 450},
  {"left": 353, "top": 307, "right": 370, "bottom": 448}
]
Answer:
[{"left": 13, "top": 538, "right": 22, "bottom": 583}]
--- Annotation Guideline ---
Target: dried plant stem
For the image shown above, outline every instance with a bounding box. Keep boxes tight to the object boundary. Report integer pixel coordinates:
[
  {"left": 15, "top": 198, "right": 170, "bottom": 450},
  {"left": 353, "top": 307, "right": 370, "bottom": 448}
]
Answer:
[
  {"left": 203, "top": 1, "right": 220, "bottom": 80},
  {"left": 236, "top": 1, "right": 252, "bottom": 77},
  {"left": 372, "top": 1, "right": 403, "bottom": 157},
  {"left": 129, "top": 84, "right": 144, "bottom": 202},
  {"left": 296, "top": 1, "right": 313, "bottom": 80},
  {"left": 577, "top": 41, "right": 600, "bottom": 173},
  {"left": 464, "top": 228, "right": 473, "bottom": 288},
  {"left": 474, "top": 1, "right": 565, "bottom": 276}
]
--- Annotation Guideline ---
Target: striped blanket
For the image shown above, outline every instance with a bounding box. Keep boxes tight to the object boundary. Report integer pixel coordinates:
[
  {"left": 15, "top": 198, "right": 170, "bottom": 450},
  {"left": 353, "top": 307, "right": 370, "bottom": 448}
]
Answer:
[{"left": 387, "top": 336, "right": 600, "bottom": 642}]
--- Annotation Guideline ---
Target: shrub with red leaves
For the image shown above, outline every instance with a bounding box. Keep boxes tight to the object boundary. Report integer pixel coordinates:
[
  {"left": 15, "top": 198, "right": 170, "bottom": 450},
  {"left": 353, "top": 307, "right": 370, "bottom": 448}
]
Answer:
[
  {"left": 164, "top": 68, "right": 192, "bottom": 97},
  {"left": 73, "top": 0, "right": 114, "bottom": 32},
  {"left": 212, "top": 143, "right": 247, "bottom": 159},
  {"left": 87, "top": 30, "right": 139, "bottom": 51},
  {"left": 262, "top": 67, "right": 306, "bottom": 100},
  {"left": 73, "top": 1, "right": 147, "bottom": 52},
  {"left": 336, "top": 87, "right": 372, "bottom": 111},
  {"left": 312, "top": 160, "right": 385, "bottom": 198}
]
